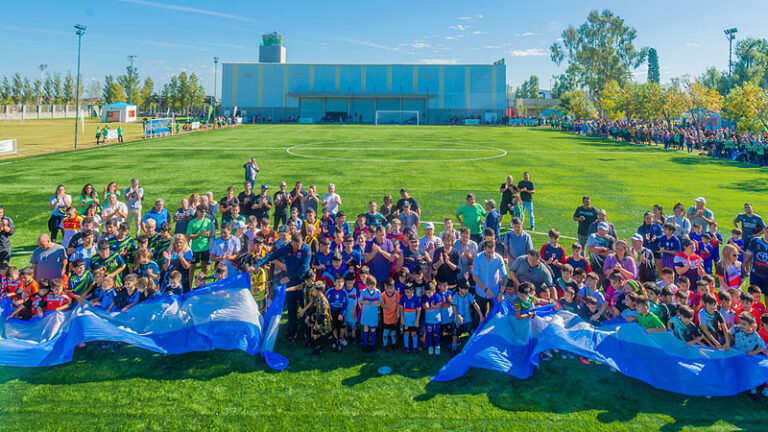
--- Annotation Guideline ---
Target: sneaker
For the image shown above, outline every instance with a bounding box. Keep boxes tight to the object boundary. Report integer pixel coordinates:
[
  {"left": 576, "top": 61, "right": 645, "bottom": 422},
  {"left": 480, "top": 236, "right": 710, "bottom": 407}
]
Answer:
[
  {"left": 428, "top": 346, "right": 434, "bottom": 355},
  {"left": 340, "top": 338, "right": 347, "bottom": 347},
  {"left": 578, "top": 356, "right": 590, "bottom": 365},
  {"left": 435, "top": 346, "right": 441, "bottom": 355},
  {"left": 404, "top": 347, "right": 410, "bottom": 354}
]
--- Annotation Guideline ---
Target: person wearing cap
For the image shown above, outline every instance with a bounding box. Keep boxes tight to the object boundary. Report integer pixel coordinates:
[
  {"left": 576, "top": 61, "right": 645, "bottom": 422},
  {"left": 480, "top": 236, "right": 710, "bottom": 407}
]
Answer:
[
  {"left": 573, "top": 196, "right": 598, "bottom": 249},
  {"left": 419, "top": 222, "right": 443, "bottom": 260},
  {"left": 630, "top": 233, "right": 658, "bottom": 282},
  {"left": 686, "top": 197, "right": 714, "bottom": 231},
  {"left": 397, "top": 201, "right": 420, "bottom": 232},
  {"left": 587, "top": 222, "right": 616, "bottom": 277},
  {"left": 499, "top": 175, "right": 518, "bottom": 226},
  {"left": 395, "top": 188, "right": 421, "bottom": 218},
  {"left": 123, "top": 178, "right": 144, "bottom": 237},
  {"left": 734, "top": 202, "right": 766, "bottom": 245},
  {"left": 322, "top": 183, "right": 342, "bottom": 216},
  {"left": 587, "top": 209, "right": 617, "bottom": 239},
  {"left": 252, "top": 184, "right": 273, "bottom": 222},
  {"left": 456, "top": 193, "right": 486, "bottom": 244},
  {"left": 483, "top": 199, "right": 501, "bottom": 240},
  {"left": 141, "top": 199, "right": 170, "bottom": 235}
]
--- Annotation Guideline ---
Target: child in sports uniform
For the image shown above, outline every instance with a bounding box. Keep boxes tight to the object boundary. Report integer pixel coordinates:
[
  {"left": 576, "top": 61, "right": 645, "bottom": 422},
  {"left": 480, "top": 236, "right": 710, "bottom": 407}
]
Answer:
[
  {"left": 326, "top": 274, "right": 348, "bottom": 351},
  {"left": 400, "top": 283, "right": 421, "bottom": 354},
  {"left": 451, "top": 280, "right": 482, "bottom": 353},
  {"left": 342, "top": 272, "right": 358, "bottom": 346},
  {"left": 9, "top": 281, "right": 49, "bottom": 320},
  {"left": 437, "top": 280, "right": 454, "bottom": 348},
  {"left": 381, "top": 277, "right": 401, "bottom": 351},
  {"left": 422, "top": 282, "right": 442, "bottom": 355},
  {"left": 90, "top": 276, "right": 116, "bottom": 310},
  {"left": 358, "top": 276, "right": 382, "bottom": 352}
]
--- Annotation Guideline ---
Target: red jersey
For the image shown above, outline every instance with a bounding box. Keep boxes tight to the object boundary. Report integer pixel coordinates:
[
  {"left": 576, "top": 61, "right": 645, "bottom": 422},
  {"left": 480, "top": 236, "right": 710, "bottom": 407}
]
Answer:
[
  {"left": 753, "top": 301, "right": 767, "bottom": 320},
  {"left": 381, "top": 290, "right": 401, "bottom": 325},
  {"left": 44, "top": 292, "right": 71, "bottom": 311},
  {"left": 21, "top": 280, "right": 38, "bottom": 300},
  {"left": 759, "top": 326, "right": 768, "bottom": 346},
  {"left": 2, "top": 278, "right": 24, "bottom": 297}
]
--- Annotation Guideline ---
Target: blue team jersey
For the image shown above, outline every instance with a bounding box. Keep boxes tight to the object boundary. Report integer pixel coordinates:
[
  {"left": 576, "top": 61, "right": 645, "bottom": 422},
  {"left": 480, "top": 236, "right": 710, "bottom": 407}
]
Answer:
[
  {"left": 68, "top": 270, "right": 94, "bottom": 296},
  {"left": 439, "top": 291, "right": 454, "bottom": 323},
  {"left": 343, "top": 286, "right": 359, "bottom": 324},
  {"left": 313, "top": 250, "right": 334, "bottom": 270},
  {"left": 358, "top": 288, "right": 382, "bottom": 327},
  {"left": 70, "top": 245, "right": 98, "bottom": 269},
  {"left": 135, "top": 261, "right": 161, "bottom": 280},
  {"left": 400, "top": 295, "right": 421, "bottom": 327},
  {"left": 326, "top": 287, "right": 348, "bottom": 311},
  {"left": 452, "top": 292, "right": 475, "bottom": 324},
  {"left": 127, "top": 289, "right": 141, "bottom": 305},
  {"left": 422, "top": 292, "right": 443, "bottom": 324},
  {"left": 98, "top": 288, "right": 116, "bottom": 311},
  {"left": 341, "top": 248, "right": 362, "bottom": 269},
  {"left": 323, "top": 263, "right": 348, "bottom": 281}
]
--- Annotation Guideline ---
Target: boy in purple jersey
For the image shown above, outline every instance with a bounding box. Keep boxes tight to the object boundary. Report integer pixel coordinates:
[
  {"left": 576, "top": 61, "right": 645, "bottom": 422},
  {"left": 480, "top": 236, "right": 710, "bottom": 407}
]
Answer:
[
  {"left": 422, "top": 282, "right": 443, "bottom": 355},
  {"left": 399, "top": 283, "right": 421, "bottom": 353},
  {"left": 326, "top": 274, "right": 348, "bottom": 351},
  {"left": 658, "top": 223, "right": 681, "bottom": 271}
]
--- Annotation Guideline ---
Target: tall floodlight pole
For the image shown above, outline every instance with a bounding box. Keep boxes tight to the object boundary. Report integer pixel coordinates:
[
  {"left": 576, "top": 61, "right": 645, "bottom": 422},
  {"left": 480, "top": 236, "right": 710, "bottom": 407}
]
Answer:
[
  {"left": 127, "top": 55, "right": 137, "bottom": 104},
  {"left": 213, "top": 57, "right": 219, "bottom": 117},
  {"left": 38, "top": 64, "right": 47, "bottom": 104},
  {"left": 724, "top": 28, "right": 738, "bottom": 92},
  {"left": 74, "top": 24, "right": 86, "bottom": 150}
]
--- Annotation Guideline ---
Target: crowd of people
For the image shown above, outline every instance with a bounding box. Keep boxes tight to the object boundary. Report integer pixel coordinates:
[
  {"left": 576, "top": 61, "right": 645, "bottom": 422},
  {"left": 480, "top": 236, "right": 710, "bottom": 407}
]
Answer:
[
  {"left": 550, "top": 119, "right": 768, "bottom": 166},
  {"left": 1, "top": 160, "right": 768, "bottom": 396}
]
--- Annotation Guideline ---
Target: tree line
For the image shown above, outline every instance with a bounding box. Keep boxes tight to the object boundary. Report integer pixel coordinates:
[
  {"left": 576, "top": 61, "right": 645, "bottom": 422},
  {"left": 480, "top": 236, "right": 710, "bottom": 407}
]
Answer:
[{"left": 0, "top": 66, "right": 207, "bottom": 115}]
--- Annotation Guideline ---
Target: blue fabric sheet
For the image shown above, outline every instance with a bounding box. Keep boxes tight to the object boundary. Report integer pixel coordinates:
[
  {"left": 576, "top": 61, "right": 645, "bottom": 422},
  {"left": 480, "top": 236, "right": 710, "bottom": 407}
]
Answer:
[
  {"left": 433, "top": 301, "right": 768, "bottom": 397},
  {"left": 0, "top": 273, "right": 288, "bottom": 370}
]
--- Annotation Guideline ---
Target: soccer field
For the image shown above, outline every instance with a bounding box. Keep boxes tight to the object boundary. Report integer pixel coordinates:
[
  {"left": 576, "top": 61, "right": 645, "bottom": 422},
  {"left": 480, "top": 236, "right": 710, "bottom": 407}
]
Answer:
[{"left": 1, "top": 125, "right": 767, "bottom": 431}]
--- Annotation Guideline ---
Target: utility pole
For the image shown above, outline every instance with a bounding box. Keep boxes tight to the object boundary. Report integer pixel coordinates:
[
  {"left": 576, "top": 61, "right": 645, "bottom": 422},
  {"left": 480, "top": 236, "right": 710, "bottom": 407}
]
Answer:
[
  {"left": 724, "top": 28, "right": 738, "bottom": 92},
  {"left": 127, "top": 55, "right": 137, "bottom": 104},
  {"left": 74, "top": 24, "right": 86, "bottom": 150},
  {"left": 213, "top": 57, "right": 219, "bottom": 117},
  {"left": 38, "top": 64, "right": 47, "bottom": 104}
]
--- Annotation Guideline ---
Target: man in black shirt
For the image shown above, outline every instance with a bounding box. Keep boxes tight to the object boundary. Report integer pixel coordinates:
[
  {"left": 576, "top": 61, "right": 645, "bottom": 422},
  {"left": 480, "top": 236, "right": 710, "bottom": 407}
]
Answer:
[
  {"left": 499, "top": 175, "right": 518, "bottom": 226},
  {"left": 395, "top": 188, "right": 421, "bottom": 217},
  {"left": 517, "top": 171, "right": 535, "bottom": 230},
  {"left": 253, "top": 184, "right": 273, "bottom": 222},
  {"left": 273, "top": 182, "right": 290, "bottom": 230},
  {"left": 573, "top": 196, "right": 598, "bottom": 248},
  {"left": 289, "top": 181, "right": 307, "bottom": 214},
  {"left": 238, "top": 182, "right": 256, "bottom": 218}
]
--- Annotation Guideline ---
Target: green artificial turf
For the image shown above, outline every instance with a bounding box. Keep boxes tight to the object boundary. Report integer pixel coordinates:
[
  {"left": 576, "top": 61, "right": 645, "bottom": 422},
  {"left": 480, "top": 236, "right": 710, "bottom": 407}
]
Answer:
[{"left": 0, "top": 125, "right": 767, "bottom": 431}]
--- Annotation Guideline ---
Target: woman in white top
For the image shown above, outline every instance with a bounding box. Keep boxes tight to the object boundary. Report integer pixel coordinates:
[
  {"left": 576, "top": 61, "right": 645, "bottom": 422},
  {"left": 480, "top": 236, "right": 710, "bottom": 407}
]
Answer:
[{"left": 48, "top": 184, "right": 72, "bottom": 242}]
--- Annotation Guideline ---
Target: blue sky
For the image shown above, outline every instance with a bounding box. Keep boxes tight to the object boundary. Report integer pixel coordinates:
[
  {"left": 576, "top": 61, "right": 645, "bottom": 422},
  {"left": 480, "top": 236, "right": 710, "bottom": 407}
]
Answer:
[{"left": 1, "top": 0, "right": 766, "bottom": 96}]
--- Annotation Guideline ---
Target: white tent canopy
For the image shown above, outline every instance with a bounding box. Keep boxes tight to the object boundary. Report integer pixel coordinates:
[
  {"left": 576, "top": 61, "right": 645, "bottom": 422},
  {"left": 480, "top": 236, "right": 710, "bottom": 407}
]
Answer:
[{"left": 100, "top": 102, "right": 137, "bottom": 123}]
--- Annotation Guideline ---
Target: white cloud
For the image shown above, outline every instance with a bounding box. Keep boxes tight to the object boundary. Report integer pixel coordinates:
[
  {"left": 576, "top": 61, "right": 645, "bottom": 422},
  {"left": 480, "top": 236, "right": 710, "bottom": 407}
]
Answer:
[
  {"left": 336, "top": 36, "right": 399, "bottom": 51},
  {"left": 472, "top": 31, "right": 488, "bottom": 35},
  {"left": 476, "top": 14, "right": 483, "bottom": 19},
  {"left": 685, "top": 42, "right": 700, "bottom": 47},
  {"left": 509, "top": 48, "right": 548, "bottom": 57},
  {"left": 518, "top": 32, "right": 536, "bottom": 37},
  {"left": 486, "top": 45, "right": 503, "bottom": 49},
  {"left": 410, "top": 42, "right": 431, "bottom": 49},
  {"left": 449, "top": 24, "right": 468, "bottom": 31},
  {"left": 117, "top": 0, "right": 259, "bottom": 23},
  {"left": 418, "top": 58, "right": 459, "bottom": 64},
  {"left": 457, "top": 16, "right": 473, "bottom": 20}
]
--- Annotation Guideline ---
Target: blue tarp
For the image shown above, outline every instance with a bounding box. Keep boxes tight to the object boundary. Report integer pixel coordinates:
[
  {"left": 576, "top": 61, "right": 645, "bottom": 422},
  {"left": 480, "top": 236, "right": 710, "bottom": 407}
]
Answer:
[
  {"left": 433, "top": 301, "right": 768, "bottom": 397},
  {"left": 0, "top": 273, "right": 288, "bottom": 371}
]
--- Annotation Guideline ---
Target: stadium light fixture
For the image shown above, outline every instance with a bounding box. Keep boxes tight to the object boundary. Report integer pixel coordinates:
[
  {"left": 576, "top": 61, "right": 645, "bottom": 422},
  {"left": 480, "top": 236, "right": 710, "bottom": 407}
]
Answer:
[
  {"left": 724, "top": 27, "right": 737, "bottom": 91},
  {"left": 74, "top": 24, "right": 86, "bottom": 150},
  {"left": 127, "top": 55, "right": 137, "bottom": 104}
]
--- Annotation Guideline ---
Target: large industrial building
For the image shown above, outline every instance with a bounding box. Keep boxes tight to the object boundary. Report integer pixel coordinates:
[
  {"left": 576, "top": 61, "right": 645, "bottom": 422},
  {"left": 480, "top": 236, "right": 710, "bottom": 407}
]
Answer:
[{"left": 220, "top": 33, "right": 506, "bottom": 124}]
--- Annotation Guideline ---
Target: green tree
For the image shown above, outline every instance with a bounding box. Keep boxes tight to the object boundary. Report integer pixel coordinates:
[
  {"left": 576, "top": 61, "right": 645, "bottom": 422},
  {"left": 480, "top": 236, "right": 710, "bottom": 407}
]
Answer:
[
  {"left": 0, "top": 76, "right": 10, "bottom": 103},
  {"left": 599, "top": 80, "right": 626, "bottom": 120},
  {"left": 117, "top": 64, "right": 141, "bottom": 106},
  {"left": 104, "top": 81, "right": 127, "bottom": 104},
  {"left": 87, "top": 79, "right": 102, "bottom": 105},
  {"left": 660, "top": 82, "right": 687, "bottom": 128},
  {"left": 551, "top": 68, "right": 579, "bottom": 99},
  {"left": 558, "top": 89, "right": 597, "bottom": 119},
  {"left": 22, "top": 77, "right": 34, "bottom": 103},
  {"left": 139, "top": 77, "right": 155, "bottom": 112},
  {"left": 514, "top": 75, "right": 541, "bottom": 99},
  {"left": 11, "top": 73, "right": 23, "bottom": 103},
  {"left": 62, "top": 72, "right": 75, "bottom": 103},
  {"left": 647, "top": 48, "right": 660, "bottom": 84},
  {"left": 550, "top": 9, "right": 647, "bottom": 114},
  {"left": 51, "top": 73, "right": 62, "bottom": 103},
  {"left": 698, "top": 67, "right": 728, "bottom": 95},
  {"left": 723, "top": 81, "right": 768, "bottom": 132},
  {"left": 686, "top": 82, "right": 723, "bottom": 127},
  {"left": 732, "top": 38, "right": 768, "bottom": 88}
]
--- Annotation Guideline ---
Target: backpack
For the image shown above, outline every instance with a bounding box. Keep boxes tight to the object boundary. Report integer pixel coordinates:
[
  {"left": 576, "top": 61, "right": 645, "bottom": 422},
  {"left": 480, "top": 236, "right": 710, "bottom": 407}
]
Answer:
[{"left": 637, "top": 248, "right": 657, "bottom": 283}]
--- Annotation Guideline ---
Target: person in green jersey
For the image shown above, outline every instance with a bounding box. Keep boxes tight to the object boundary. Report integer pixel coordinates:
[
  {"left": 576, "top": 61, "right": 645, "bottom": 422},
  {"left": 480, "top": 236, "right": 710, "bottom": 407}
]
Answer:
[
  {"left": 455, "top": 193, "right": 486, "bottom": 243},
  {"left": 90, "top": 240, "right": 126, "bottom": 286},
  {"left": 636, "top": 297, "right": 666, "bottom": 333},
  {"left": 95, "top": 127, "right": 102, "bottom": 145},
  {"left": 187, "top": 204, "right": 213, "bottom": 280},
  {"left": 513, "top": 282, "right": 536, "bottom": 320},
  {"left": 67, "top": 259, "right": 94, "bottom": 300},
  {"left": 117, "top": 125, "right": 124, "bottom": 143}
]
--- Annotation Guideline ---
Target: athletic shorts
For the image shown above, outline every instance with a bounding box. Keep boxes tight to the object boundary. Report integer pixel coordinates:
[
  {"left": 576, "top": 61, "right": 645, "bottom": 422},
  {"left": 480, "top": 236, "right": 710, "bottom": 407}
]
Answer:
[
  {"left": 192, "top": 250, "right": 210, "bottom": 264},
  {"left": 331, "top": 309, "right": 344, "bottom": 331},
  {"left": 441, "top": 322, "right": 455, "bottom": 335},
  {"left": 403, "top": 325, "right": 418, "bottom": 333},
  {"left": 454, "top": 322, "right": 472, "bottom": 337},
  {"left": 383, "top": 322, "right": 398, "bottom": 332},
  {"left": 652, "top": 251, "right": 662, "bottom": 260},
  {"left": 499, "top": 200, "right": 513, "bottom": 215}
]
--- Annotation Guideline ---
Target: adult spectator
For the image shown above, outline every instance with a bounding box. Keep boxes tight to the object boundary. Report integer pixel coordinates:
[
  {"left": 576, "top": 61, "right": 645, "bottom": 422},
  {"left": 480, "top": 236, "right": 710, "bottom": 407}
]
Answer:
[
  {"left": 715, "top": 244, "right": 745, "bottom": 290},
  {"left": 587, "top": 222, "right": 616, "bottom": 276},
  {"left": 78, "top": 183, "right": 100, "bottom": 215},
  {"left": 395, "top": 188, "right": 421, "bottom": 217},
  {"left": 102, "top": 193, "right": 127, "bottom": 226},
  {"left": 397, "top": 201, "right": 420, "bottom": 232},
  {"left": 30, "top": 234, "right": 67, "bottom": 281},
  {"left": 380, "top": 195, "right": 396, "bottom": 223},
  {"left": 142, "top": 199, "right": 170, "bottom": 233},
  {"left": 602, "top": 239, "right": 638, "bottom": 281},
  {"left": 302, "top": 184, "right": 320, "bottom": 216},
  {"left": 419, "top": 222, "right": 443, "bottom": 259},
  {"left": 253, "top": 184, "right": 273, "bottom": 221},
  {"left": 686, "top": 197, "right": 714, "bottom": 230},
  {"left": 637, "top": 211, "right": 664, "bottom": 271},
  {"left": 499, "top": 175, "right": 518, "bottom": 226},
  {"left": 364, "top": 200, "right": 389, "bottom": 230},
  {"left": 478, "top": 228, "right": 506, "bottom": 257},
  {"left": 102, "top": 181, "right": 120, "bottom": 203},
  {"left": 219, "top": 186, "right": 240, "bottom": 222},
  {"left": 0, "top": 206, "right": 15, "bottom": 263},
  {"left": 322, "top": 183, "right": 342, "bottom": 216},
  {"left": 517, "top": 171, "right": 535, "bottom": 230},
  {"left": 288, "top": 182, "right": 307, "bottom": 214},
  {"left": 124, "top": 178, "right": 144, "bottom": 236},
  {"left": 455, "top": 193, "right": 486, "bottom": 243},
  {"left": 745, "top": 230, "right": 768, "bottom": 297},
  {"left": 364, "top": 226, "right": 396, "bottom": 286},
  {"left": 238, "top": 182, "right": 256, "bottom": 219},
  {"left": 439, "top": 218, "right": 461, "bottom": 242},
  {"left": 734, "top": 202, "right": 766, "bottom": 245},
  {"left": 502, "top": 217, "right": 533, "bottom": 261},
  {"left": 253, "top": 232, "right": 312, "bottom": 342},
  {"left": 472, "top": 239, "right": 507, "bottom": 317},
  {"left": 273, "top": 182, "right": 290, "bottom": 230},
  {"left": 587, "top": 209, "right": 617, "bottom": 239},
  {"left": 163, "top": 234, "right": 193, "bottom": 290},
  {"left": 666, "top": 202, "right": 691, "bottom": 240},
  {"left": 629, "top": 233, "right": 657, "bottom": 283},
  {"left": 432, "top": 231, "right": 460, "bottom": 288},
  {"left": 211, "top": 223, "right": 241, "bottom": 276},
  {"left": 172, "top": 198, "right": 195, "bottom": 235},
  {"left": 48, "top": 185, "right": 72, "bottom": 242},
  {"left": 243, "top": 158, "right": 259, "bottom": 189},
  {"left": 674, "top": 239, "right": 705, "bottom": 285},
  {"left": 453, "top": 227, "right": 478, "bottom": 283},
  {"left": 508, "top": 249, "right": 553, "bottom": 294},
  {"left": 573, "top": 196, "right": 598, "bottom": 248},
  {"left": 483, "top": 199, "right": 501, "bottom": 239}
]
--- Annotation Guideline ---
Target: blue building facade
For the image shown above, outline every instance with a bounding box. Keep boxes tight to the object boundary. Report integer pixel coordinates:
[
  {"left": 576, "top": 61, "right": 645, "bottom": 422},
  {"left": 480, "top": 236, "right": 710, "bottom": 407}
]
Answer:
[{"left": 220, "top": 63, "right": 506, "bottom": 124}]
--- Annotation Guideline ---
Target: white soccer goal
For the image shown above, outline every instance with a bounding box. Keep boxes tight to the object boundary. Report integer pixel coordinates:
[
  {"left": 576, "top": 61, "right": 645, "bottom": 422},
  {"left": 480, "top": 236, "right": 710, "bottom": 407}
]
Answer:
[
  {"left": 374, "top": 110, "right": 420, "bottom": 126},
  {"left": 0, "top": 139, "right": 17, "bottom": 156}
]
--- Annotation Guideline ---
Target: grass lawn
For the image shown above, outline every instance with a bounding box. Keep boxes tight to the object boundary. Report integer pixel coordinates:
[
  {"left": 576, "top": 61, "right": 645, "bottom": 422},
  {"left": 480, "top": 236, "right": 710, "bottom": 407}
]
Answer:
[{"left": 1, "top": 125, "right": 767, "bottom": 430}]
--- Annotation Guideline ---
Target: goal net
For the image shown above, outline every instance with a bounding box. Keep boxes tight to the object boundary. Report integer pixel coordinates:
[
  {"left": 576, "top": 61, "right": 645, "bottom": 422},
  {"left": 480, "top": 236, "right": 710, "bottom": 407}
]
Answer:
[
  {"left": 0, "top": 139, "right": 17, "bottom": 156},
  {"left": 374, "top": 110, "right": 420, "bottom": 126}
]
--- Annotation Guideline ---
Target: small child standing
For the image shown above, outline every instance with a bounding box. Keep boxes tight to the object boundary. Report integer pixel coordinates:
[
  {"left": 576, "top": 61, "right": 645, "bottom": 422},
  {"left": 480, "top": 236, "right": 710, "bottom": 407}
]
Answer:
[
  {"left": 727, "top": 228, "right": 745, "bottom": 262},
  {"left": 358, "top": 276, "right": 382, "bottom": 352},
  {"left": 437, "top": 280, "right": 454, "bottom": 347},
  {"left": 306, "top": 282, "right": 332, "bottom": 355},
  {"left": 451, "top": 280, "right": 482, "bottom": 353},
  {"left": 326, "top": 274, "right": 348, "bottom": 351},
  {"left": 44, "top": 279, "right": 72, "bottom": 313},
  {"left": 400, "top": 283, "right": 421, "bottom": 354},
  {"left": 748, "top": 285, "right": 767, "bottom": 320},
  {"left": 90, "top": 276, "right": 116, "bottom": 310},
  {"left": 380, "top": 277, "right": 401, "bottom": 351},
  {"left": 656, "top": 267, "right": 678, "bottom": 293},
  {"left": 422, "top": 282, "right": 443, "bottom": 355},
  {"left": 731, "top": 312, "right": 768, "bottom": 399},
  {"left": 342, "top": 272, "right": 358, "bottom": 346},
  {"left": 718, "top": 291, "right": 735, "bottom": 329},
  {"left": 555, "top": 264, "right": 578, "bottom": 300}
]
